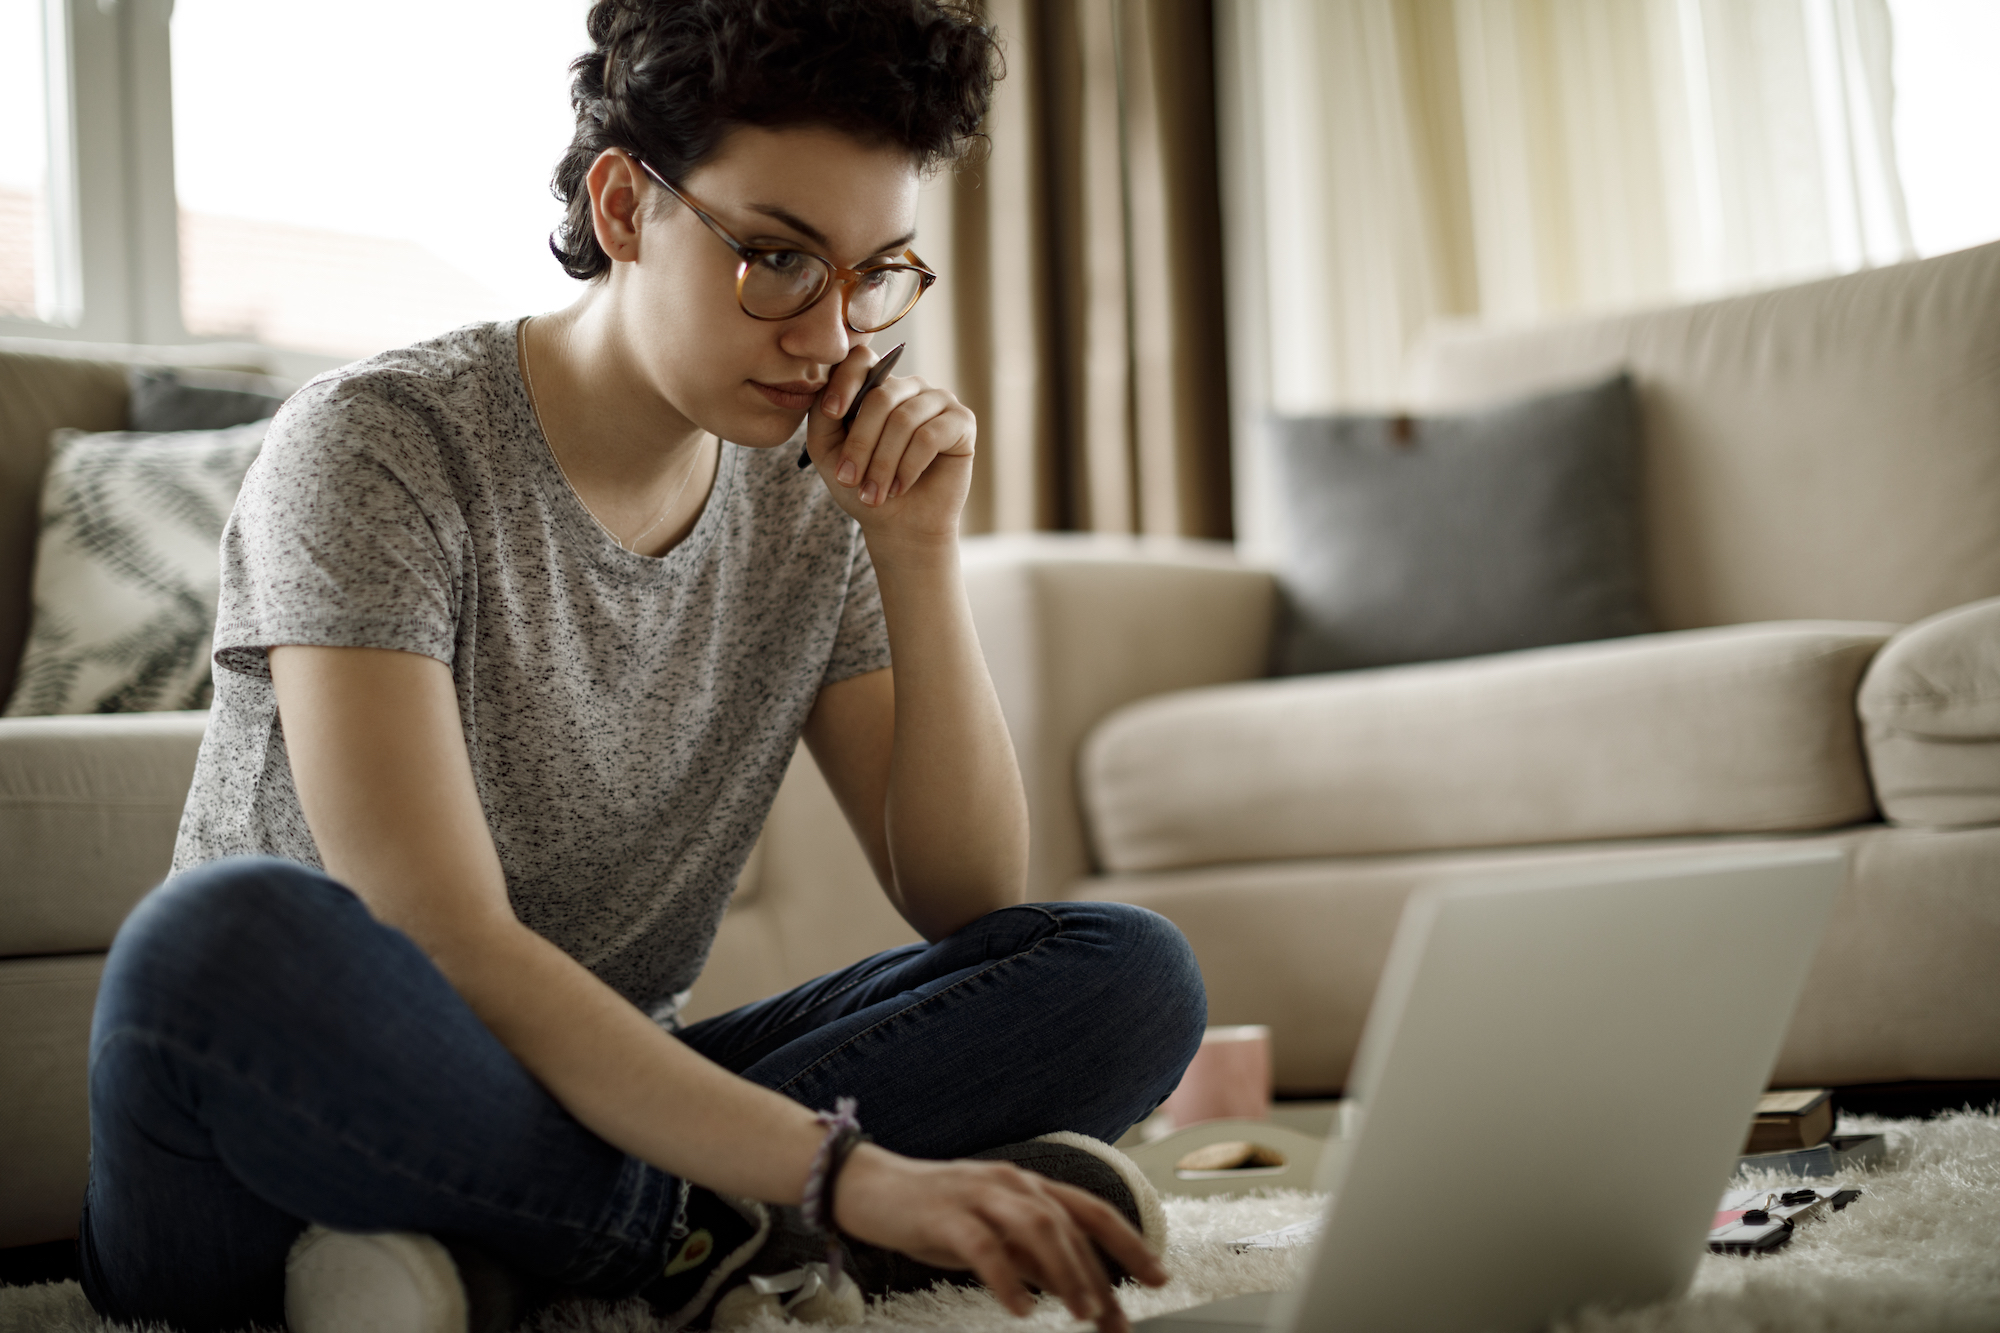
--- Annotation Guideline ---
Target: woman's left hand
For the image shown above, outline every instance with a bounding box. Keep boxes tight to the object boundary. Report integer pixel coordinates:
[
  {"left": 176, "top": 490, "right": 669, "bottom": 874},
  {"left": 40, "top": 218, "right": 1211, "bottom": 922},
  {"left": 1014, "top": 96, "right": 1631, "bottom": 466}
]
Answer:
[{"left": 804, "top": 346, "right": 975, "bottom": 545}]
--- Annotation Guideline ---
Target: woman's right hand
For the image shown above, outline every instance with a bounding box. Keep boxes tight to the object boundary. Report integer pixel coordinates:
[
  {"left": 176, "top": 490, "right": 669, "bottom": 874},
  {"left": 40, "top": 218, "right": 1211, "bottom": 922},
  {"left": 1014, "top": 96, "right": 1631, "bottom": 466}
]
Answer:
[{"left": 832, "top": 1143, "right": 1169, "bottom": 1333}]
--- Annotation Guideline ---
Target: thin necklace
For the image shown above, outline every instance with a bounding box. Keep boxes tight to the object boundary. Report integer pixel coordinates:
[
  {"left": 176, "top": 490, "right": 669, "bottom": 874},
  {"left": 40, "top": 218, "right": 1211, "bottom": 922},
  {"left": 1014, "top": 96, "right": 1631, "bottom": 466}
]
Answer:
[{"left": 520, "top": 317, "right": 706, "bottom": 554}]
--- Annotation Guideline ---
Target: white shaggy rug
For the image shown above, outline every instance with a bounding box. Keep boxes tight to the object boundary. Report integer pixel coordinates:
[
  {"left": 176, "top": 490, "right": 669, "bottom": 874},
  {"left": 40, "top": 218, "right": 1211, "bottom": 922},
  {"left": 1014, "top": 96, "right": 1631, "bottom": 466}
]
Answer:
[{"left": 5, "top": 1111, "right": 1997, "bottom": 1333}]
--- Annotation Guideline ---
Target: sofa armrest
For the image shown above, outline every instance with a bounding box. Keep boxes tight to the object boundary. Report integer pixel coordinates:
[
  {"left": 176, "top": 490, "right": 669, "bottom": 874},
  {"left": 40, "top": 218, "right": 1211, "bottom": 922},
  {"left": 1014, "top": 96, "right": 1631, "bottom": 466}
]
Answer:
[
  {"left": 0, "top": 954, "right": 100, "bottom": 1245},
  {"left": 961, "top": 534, "right": 1277, "bottom": 895},
  {"left": 1860, "top": 596, "right": 2000, "bottom": 828},
  {"left": 687, "top": 741, "right": 923, "bottom": 1023},
  {"left": 0, "top": 711, "right": 206, "bottom": 956}
]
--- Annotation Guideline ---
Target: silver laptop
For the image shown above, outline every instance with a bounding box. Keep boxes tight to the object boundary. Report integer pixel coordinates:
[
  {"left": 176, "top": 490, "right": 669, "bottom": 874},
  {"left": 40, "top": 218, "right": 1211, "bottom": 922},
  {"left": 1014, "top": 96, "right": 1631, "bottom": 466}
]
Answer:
[{"left": 1139, "top": 848, "right": 1845, "bottom": 1333}]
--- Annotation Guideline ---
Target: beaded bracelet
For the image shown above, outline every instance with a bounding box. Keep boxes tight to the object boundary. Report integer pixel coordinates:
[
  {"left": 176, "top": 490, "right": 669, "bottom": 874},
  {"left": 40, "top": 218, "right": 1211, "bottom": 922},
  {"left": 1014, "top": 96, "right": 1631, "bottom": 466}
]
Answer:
[{"left": 802, "top": 1097, "right": 867, "bottom": 1280}]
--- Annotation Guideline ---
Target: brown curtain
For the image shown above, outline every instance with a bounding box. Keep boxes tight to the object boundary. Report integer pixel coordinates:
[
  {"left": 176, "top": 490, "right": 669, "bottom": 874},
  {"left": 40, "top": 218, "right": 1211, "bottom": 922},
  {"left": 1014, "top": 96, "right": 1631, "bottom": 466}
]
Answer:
[{"left": 911, "top": 0, "right": 1234, "bottom": 539}]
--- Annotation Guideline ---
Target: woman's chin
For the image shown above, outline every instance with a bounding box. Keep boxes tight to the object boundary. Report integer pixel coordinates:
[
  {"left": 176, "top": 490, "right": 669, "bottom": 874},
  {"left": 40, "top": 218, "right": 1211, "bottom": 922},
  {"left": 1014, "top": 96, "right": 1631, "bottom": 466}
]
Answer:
[{"left": 709, "top": 406, "right": 809, "bottom": 450}]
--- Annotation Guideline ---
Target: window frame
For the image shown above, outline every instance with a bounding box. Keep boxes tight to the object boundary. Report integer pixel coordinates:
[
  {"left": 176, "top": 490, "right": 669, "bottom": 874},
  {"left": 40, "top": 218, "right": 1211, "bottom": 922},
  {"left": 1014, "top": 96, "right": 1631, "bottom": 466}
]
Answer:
[{"left": 1, "top": 0, "right": 184, "bottom": 345}]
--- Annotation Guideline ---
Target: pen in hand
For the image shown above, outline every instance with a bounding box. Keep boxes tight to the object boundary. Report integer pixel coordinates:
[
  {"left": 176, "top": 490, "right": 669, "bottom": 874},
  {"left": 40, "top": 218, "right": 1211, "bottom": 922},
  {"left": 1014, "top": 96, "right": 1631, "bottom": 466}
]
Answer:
[{"left": 799, "top": 342, "right": 906, "bottom": 470}]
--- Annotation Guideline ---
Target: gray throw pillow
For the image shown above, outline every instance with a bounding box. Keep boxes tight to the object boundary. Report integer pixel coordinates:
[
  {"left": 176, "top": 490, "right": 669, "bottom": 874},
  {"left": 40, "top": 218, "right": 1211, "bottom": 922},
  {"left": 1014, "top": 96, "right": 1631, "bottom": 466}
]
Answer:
[
  {"left": 127, "top": 365, "right": 289, "bottom": 432},
  {"left": 3, "top": 422, "right": 266, "bottom": 716},
  {"left": 1271, "top": 373, "right": 1649, "bottom": 674}
]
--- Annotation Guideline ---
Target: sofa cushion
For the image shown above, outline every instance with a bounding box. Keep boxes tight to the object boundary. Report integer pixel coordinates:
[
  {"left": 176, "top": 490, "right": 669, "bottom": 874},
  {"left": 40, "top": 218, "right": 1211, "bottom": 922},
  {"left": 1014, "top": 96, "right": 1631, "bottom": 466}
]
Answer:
[
  {"left": 127, "top": 366, "right": 289, "bottom": 433},
  {"left": 0, "top": 711, "right": 207, "bottom": 956},
  {"left": 1270, "top": 373, "right": 1648, "bottom": 673},
  {"left": 4, "top": 421, "right": 265, "bottom": 716},
  {"left": 1082, "top": 622, "right": 1894, "bottom": 872},
  {"left": 1859, "top": 596, "right": 2000, "bottom": 828}
]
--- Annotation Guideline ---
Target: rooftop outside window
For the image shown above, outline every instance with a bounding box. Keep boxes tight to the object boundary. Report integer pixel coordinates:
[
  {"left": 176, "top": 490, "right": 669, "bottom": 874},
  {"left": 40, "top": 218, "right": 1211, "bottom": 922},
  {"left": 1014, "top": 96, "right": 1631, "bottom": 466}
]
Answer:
[{"left": 170, "top": 0, "right": 588, "bottom": 359}]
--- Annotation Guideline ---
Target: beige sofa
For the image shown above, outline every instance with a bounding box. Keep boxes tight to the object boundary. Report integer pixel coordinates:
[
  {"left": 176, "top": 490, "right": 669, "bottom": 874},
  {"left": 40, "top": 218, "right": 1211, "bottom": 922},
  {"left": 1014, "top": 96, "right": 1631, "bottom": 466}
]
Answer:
[
  {"left": 4, "top": 242, "right": 1999, "bottom": 1249},
  {"left": 690, "top": 240, "right": 2000, "bottom": 1098}
]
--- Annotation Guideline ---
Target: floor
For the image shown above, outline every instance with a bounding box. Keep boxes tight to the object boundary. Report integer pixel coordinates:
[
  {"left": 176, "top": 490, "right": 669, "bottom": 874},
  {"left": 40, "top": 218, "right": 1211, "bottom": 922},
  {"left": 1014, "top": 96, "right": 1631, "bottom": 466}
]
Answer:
[{"left": 7, "top": 1083, "right": 1997, "bottom": 1296}]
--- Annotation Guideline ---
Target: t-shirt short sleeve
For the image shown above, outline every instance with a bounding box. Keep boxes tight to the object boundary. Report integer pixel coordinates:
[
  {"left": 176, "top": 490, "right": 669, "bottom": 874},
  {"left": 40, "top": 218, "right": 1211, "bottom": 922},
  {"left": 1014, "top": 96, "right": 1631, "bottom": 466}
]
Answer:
[
  {"left": 822, "top": 529, "right": 893, "bottom": 688},
  {"left": 212, "top": 381, "right": 463, "bottom": 680}
]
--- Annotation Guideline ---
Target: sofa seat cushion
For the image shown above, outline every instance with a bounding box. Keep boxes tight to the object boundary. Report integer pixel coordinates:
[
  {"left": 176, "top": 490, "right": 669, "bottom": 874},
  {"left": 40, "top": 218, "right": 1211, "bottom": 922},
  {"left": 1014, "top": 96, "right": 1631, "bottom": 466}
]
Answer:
[
  {"left": 1859, "top": 596, "right": 2000, "bottom": 828},
  {"left": 1081, "top": 622, "right": 1894, "bottom": 872},
  {"left": 0, "top": 711, "right": 207, "bottom": 956},
  {"left": 1071, "top": 823, "right": 2000, "bottom": 1091}
]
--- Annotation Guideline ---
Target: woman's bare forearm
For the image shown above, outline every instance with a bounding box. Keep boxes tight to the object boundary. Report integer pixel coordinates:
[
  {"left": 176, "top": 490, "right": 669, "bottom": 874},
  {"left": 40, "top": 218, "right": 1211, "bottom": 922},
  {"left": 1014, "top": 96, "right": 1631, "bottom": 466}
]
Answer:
[
  {"left": 867, "top": 532, "right": 1029, "bottom": 938},
  {"left": 436, "top": 914, "right": 830, "bottom": 1202}
]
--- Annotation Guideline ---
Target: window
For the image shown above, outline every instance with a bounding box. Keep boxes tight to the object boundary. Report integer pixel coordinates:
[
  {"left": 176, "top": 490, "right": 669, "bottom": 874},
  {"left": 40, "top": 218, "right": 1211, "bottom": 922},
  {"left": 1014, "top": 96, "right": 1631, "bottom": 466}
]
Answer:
[
  {"left": 0, "top": 0, "right": 56, "bottom": 321},
  {"left": 1888, "top": 0, "right": 2000, "bottom": 257},
  {"left": 2, "top": 0, "right": 587, "bottom": 356},
  {"left": 169, "top": 0, "right": 589, "bottom": 359},
  {"left": 1, "top": 0, "right": 181, "bottom": 345}
]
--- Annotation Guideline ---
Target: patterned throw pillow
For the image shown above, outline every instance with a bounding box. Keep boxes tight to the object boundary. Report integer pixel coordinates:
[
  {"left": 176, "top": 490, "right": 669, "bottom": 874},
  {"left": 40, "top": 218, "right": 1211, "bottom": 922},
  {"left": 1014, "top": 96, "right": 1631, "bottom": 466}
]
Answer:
[{"left": 3, "top": 422, "right": 266, "bottom": 716}]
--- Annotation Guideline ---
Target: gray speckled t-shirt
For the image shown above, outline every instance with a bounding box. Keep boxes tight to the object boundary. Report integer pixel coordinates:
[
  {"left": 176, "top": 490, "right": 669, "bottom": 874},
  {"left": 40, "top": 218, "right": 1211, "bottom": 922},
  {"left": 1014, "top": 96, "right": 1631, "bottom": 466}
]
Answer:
[{"left": 172, "top": 319, "right": 892, "bottom": 1023}]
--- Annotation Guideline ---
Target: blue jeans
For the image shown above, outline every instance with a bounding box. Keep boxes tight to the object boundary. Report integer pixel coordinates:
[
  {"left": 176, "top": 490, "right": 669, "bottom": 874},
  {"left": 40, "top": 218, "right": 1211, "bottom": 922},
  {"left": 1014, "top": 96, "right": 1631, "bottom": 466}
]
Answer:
[{"left": 79, "top": 857, "right": 1206, "bottom": 1331}]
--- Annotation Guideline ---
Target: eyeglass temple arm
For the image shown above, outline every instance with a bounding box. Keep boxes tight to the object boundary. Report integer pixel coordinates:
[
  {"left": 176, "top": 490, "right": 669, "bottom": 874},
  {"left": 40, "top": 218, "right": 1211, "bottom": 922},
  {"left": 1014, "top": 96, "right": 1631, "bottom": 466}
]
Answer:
[{"left": 635, "top": 156, "right": 757, "bottom": 259}]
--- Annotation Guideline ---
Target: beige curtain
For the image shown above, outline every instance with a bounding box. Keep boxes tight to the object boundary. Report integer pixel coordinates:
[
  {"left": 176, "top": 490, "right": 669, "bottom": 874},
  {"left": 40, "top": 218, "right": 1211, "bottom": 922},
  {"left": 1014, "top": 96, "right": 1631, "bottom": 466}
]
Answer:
[
  {"left": 902, "top": 0, "right": 1234, "bottom": 539},
  {"left": 1219, "top": 0, "right": 1915, "bottom": 415}
]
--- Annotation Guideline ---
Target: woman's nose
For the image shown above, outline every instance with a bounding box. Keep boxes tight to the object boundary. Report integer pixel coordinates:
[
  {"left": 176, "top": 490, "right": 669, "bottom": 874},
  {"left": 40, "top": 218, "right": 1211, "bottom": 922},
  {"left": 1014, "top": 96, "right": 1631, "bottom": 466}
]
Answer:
[{"left": 780, "top": 283, "right": 853, "bottom": 367}]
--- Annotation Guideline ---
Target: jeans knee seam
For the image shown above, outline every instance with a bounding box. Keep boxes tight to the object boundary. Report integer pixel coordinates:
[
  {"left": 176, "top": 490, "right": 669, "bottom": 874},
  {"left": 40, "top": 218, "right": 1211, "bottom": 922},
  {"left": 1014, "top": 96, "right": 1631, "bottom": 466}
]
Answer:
[
  {"left": 691, "top": 947, "right": 916, "bottom": 1071},
  {"left": 772, "top": 906, "right": 1068, "bottom": 1101},
  {"left": 724, "top": 905, "right": 1065, "bottom": 1074},
  {"left": 820, "top": 904, "right": 1058, "bottom": 1008}
]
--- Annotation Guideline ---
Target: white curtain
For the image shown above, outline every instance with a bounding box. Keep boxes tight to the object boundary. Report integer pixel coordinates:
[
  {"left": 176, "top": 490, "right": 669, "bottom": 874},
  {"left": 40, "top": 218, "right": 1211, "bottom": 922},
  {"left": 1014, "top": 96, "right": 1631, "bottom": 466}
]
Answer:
[{"left": 1218, "top": 0, "right": 1916, "bottom": 537}]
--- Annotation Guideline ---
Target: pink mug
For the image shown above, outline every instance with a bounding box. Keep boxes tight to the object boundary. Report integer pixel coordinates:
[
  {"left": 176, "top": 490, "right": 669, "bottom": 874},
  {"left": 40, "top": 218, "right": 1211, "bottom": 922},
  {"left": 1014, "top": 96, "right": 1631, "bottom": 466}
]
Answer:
[{"left": 1160, "top": 1025, "right": 1273, "bottom": 1128}]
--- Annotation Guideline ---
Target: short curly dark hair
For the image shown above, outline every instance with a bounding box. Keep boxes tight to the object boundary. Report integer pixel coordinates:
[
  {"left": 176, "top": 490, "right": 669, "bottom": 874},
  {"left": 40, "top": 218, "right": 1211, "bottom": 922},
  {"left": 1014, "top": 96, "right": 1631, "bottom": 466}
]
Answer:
[{"left": 550, "top": 0, "right": 999, "bottom": 281}]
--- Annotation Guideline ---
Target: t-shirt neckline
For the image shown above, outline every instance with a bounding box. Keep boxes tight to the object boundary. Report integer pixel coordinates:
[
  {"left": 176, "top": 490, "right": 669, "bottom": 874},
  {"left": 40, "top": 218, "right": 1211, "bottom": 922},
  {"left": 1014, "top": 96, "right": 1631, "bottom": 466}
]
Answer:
[{"left": 503, "top": 316, "right": 739, "bottom": 579}]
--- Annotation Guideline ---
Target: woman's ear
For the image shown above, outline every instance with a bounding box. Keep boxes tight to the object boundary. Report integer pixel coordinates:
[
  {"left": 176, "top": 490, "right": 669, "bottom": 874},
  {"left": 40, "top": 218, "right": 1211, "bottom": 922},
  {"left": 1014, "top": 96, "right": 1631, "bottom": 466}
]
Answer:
[{"left": 586, "top": 150, "right": 647, "bottom": 265}]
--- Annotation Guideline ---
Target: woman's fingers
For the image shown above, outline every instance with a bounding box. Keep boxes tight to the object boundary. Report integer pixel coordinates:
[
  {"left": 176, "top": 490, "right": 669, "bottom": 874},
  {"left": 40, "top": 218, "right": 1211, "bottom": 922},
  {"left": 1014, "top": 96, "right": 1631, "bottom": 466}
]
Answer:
[
  {"left": 1051, "top": 1183, "right": 1170, "bottom": 1287},
  {"left": 972, "top": 1168, "right": 1143, "bottom": 1330},
  {"left": 802, "top": 345, "right": 880, "bottom": 472},
  {"left": 824, "top": 378, "right": 972, "bottom": 507},
  {"left": 831, "top": 1149, "right": 1148, "bottom": 1333},
  {"left": 978, "top": 1185, "right": 1114, "bottom": 1324},
  {"left": 815, "top": 345, "right": 879, "bottom": 427},
  {"left": 942, "top": 1210, "right": 1038, "bottom": 1317},
  {"left": 889, "top": 405, "right": 974, "bottom": 499},
  {"left": 867, "top": 389, "right": 960, "bottom": 503},
  {"left": 839, "top": 379, "right": 924, "bottom": 503}
]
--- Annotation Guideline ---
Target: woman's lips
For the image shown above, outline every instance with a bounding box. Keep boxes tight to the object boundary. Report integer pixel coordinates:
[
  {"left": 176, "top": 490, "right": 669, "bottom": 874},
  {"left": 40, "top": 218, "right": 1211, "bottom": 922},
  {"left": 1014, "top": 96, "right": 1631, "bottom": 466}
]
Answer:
[{"left": 751, "top": 380, "right": 824, "bottom": 412}]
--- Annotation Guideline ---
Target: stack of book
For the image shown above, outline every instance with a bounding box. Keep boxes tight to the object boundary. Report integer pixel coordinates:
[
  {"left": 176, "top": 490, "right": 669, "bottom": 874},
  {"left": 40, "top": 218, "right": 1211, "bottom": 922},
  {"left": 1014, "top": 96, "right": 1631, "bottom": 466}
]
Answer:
[{"left": 1735, "top": 1088, "right": 1885, "bottom": 1177}]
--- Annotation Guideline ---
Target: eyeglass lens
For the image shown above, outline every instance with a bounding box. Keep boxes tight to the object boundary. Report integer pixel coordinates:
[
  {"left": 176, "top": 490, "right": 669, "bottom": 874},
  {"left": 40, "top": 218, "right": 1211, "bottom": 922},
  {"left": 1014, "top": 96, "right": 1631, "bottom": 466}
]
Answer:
[{"left": 739, "top": 252, "right": 925, "bottom": 332}]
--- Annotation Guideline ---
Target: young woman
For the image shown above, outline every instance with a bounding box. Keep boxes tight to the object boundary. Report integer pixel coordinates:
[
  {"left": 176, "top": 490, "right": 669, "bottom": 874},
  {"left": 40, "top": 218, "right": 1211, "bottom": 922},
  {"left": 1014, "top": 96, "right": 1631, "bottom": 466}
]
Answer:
[{"left": 78, "top": 3, "right": 1207, "bottom": 1331}]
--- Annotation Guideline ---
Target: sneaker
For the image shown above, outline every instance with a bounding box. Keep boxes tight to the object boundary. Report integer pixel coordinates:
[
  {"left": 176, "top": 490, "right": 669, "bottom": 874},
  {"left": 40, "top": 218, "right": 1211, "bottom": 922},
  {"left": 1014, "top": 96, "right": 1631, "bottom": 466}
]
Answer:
[
  {"left": 970, "top": 1131, "right": 1169, "bottom": 1271},
  {"left": 282, "top": 1194, "right": 814, "bottom": 1333},
  {"left": 644, "top": 1187, "right": 862, "bottom": 1331},
  {"left": 285, "top": 1227, "right": 544, "bottom": 1333},
  {"left": 285, "top": 1228, "right": 469, "bottom": 1333}
]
